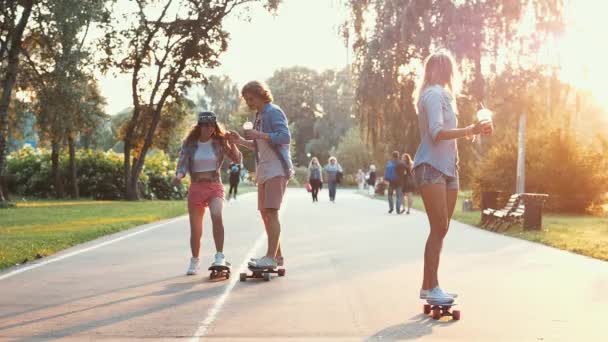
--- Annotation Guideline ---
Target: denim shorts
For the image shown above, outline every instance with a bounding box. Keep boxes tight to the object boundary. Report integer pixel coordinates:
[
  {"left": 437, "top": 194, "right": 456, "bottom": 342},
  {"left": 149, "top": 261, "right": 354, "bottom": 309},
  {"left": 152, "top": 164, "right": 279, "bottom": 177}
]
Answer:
[{"left": 413, "top": 163, "right": 459, "bottom": 191}]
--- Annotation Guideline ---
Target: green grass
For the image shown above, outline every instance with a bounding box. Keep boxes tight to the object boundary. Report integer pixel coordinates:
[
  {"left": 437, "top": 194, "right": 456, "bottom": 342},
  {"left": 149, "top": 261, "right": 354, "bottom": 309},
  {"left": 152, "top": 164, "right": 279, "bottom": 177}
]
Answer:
[
  {"left": 0, "top": 199, "right": 188, "bottom": 270},
  {"left": 362, "top": 190, "right": 608, "bottom": 261},
  {"left": 0, "top": 183, "right": 259, "bottom": 271}
]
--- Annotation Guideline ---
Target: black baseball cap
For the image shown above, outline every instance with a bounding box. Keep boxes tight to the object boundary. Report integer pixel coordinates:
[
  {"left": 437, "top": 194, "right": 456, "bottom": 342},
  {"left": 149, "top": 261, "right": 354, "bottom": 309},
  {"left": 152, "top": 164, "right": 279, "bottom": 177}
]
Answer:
[{"left": 197, "top": 111, "right": 217, "bottom": 125}]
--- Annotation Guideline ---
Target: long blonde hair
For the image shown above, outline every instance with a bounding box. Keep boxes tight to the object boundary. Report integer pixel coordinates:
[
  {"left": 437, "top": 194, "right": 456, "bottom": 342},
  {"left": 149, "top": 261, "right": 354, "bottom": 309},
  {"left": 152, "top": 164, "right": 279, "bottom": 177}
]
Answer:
[
  {"left": 241, "top": 81, "right": 273, "bottom": 103},
  {"left": 414, "top": 51, "right": 459, "bottom": 110},
  {"left": 308, "top": 157, "right": 320, "bottom": 169}
]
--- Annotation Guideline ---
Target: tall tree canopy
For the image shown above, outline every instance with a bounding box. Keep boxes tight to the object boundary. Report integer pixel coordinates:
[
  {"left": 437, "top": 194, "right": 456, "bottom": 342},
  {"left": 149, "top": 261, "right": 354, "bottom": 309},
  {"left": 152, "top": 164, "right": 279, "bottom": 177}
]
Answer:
[{"left": 101, "top": 0, "right": 281, "bottom": 200}]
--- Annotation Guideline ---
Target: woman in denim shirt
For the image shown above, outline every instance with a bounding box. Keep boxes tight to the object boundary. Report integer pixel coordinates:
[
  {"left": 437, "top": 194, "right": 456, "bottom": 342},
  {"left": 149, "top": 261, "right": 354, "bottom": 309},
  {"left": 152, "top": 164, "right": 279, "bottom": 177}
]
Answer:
[{"left": 413, "top": 52, "right": 492, "bottom": 304}]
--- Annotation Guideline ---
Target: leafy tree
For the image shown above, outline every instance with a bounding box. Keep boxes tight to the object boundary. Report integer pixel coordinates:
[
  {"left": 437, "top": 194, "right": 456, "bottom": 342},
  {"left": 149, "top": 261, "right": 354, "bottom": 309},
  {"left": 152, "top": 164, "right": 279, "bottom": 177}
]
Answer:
[
  {"left": 344, "top": 0, "right": 564, "bottom": 152},
  {"left": 197, "top": 74, "right": 240, "bottom": 123},
  {"left": 267, "top": 66, "right": 354, "bottom": 165},
  {"left": 333, "top": 126, "right": 371, "bottom": 177},
  {"left": 100, "top": 0, "right": 281, "bottom": 200},
  {"left": 0, "top": 0, "right": 34, "bottom": 203},
  {"left": 21, "top": 0, "right": 110, "bottom": 198}
]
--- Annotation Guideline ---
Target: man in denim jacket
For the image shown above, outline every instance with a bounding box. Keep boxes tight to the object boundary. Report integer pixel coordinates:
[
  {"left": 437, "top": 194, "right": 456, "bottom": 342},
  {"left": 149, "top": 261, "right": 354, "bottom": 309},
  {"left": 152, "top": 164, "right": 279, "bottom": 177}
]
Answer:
[{"left": 228, "top": 81, "right": 293, "bottom": 269}]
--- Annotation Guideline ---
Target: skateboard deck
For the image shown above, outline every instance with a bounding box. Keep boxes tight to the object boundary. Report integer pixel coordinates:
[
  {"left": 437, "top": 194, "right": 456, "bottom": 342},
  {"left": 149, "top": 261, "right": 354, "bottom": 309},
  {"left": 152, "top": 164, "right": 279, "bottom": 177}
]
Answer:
[
  {"left": 208, "top": 263, "right": 231, "bottom": 280},
  {"left": 240, "top": 265, "right": 286, "bottom": 282},
  {"left": 423, "top": 300, "right": 460, "bottom": 320}
]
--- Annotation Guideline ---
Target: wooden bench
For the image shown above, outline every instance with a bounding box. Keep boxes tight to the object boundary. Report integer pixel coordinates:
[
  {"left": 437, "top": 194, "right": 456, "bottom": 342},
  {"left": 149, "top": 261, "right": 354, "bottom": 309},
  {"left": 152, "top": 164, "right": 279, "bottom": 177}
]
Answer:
[
  {"left": 481, "top": 194, "right": 521, "bottom": 229},
  {"left": 490, "top": 201, "right": 525, "bottom": 232}
]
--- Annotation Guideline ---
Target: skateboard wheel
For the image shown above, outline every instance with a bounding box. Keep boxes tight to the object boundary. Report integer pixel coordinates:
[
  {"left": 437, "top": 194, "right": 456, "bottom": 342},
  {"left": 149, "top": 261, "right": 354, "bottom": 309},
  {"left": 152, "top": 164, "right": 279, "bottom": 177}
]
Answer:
[
  {"left": 226, "top": 272, "right": 230, "bottom": 279},
  {"left": 239, "top": 273, "right": 247, "bottom": 282},
  {"left": 453, "top": 310, "right": 460, "bottom": 321},
  {"left": 432, "top": 308, "right": 441, "bottom": 320},
  {"left": 263, "top": 273, "right": 271, "bottom": 281},
  {"left": 423, "top": 304, "right": 431, "bottom": 315},
  {"left": 278, "top": 268, "right": 285, "bottom": 277}
]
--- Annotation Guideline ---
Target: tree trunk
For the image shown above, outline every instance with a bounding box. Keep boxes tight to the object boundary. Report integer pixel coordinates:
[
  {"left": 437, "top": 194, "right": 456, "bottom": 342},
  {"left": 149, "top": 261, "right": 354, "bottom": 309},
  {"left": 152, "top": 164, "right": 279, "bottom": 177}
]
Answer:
[
  {"left": 68, "top": 135, "right": 79, "bottom": 198},
  {"left": 51, "top": 140, "right": 64, "bottom": 198},
  {"left": 124, "top": 132, "right": 137, "bottom": 201},
  {"left": 0, "top": 0, "right": 34, "bottom": 203}
]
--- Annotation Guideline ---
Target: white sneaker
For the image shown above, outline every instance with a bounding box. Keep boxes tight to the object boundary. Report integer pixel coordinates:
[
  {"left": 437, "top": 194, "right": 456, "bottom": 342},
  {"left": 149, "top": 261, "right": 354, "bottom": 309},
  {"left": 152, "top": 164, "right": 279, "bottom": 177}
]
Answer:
[
  {"left": 420, "top": 288, "right": 458, "bottom": 299},
  {"left": 250, "top": 255, "right": 284, "bottom": 266},
  {"left": 187, "top": 257, "right": 200, "bottom": 275},
  {"left": 248, "top": 256, "right": 277, "bottom": 269},
  {"left": 212, "top": 252, "right": 227, "bottom": 267},
  {"left": 424, "top": 287, "right": 455, "bottom": 304}
]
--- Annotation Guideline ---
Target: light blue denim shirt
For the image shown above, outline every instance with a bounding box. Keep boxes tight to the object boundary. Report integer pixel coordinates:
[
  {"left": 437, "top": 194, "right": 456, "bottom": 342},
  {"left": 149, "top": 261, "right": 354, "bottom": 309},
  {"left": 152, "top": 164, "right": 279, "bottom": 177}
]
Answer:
[
  {"left": 413, "top": 85, "right": 459, "bottom": 177},
  {"left": 254, "top": 103, "right": 294, "bottom": 178}
]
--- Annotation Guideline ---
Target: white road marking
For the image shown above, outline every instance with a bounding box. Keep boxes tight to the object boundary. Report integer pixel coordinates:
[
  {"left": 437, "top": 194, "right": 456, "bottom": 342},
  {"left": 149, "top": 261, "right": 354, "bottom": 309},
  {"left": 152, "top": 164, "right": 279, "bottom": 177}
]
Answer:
[
  {"left": 0, "top": 217, "right": 184, "bottom": 281},
  {"left": 190, "top": 199, "right": 289, "bottom": 340},
  {"left": 189, "top": 232, "right": 266, "bottom": 340}
]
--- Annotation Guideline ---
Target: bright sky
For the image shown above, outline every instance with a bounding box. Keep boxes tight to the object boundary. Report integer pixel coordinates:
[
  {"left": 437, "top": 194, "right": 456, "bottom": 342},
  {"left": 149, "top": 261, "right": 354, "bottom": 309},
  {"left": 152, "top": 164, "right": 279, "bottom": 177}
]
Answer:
[{"left": 98, "top": 0, "right": 349, "bottom": 114}]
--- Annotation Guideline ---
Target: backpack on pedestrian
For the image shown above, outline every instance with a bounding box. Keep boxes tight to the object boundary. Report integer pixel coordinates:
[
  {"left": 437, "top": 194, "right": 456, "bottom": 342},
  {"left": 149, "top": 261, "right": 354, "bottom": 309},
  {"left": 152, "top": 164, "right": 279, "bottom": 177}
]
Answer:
[{"left": 384, "top": 161, "right": 397, "bottom": 182}]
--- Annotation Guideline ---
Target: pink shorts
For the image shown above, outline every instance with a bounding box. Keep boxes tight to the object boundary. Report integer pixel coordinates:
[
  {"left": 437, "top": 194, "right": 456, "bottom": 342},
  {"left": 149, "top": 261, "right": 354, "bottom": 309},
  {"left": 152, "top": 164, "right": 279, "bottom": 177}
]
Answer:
[
  {"left": 258, "top": 176, "right": 288, "bottom": 211},
  {"left": 188, "top": 182, "right": 224, "bottom": 209}
]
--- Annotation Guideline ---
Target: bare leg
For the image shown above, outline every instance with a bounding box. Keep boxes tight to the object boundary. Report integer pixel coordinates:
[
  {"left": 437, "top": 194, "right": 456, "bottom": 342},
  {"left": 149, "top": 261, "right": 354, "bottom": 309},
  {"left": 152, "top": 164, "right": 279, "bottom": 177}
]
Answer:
[
  {"left": 208, "top": 197, "right": 225, "bottom": 252},
  {"left": 419, "top": 184, "right": 449, "bottom": 290},
  {"left": 188, "top": 205, "right": 205, "bottom": 257},
  {"left": 446, "top": 190, "right": 458, "bottom": 228},
  {"left": 261, "top": 211, "right": 282, "bottom": 258},
  {"left": 261, "top": 209, "right": 281, "bottom": 259}
]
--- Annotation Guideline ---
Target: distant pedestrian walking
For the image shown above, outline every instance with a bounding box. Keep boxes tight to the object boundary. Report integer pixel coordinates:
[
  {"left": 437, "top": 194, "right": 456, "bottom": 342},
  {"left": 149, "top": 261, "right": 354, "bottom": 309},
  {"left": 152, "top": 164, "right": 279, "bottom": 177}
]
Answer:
[
  {"left": 384, "top": 151, "right": 406, "bottom": 214},
  {"left": 308, "top": 157, "right": 323, "bottom": 202},
  {"left": 324, "top": 156, "right": 343, "bottom": 202}
]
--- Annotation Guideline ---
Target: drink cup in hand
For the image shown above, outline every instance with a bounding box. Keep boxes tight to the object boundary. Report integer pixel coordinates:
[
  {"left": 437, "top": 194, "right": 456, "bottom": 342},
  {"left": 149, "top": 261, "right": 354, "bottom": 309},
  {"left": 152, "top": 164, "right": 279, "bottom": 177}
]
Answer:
[
  {"left": 475, "top": 109, "right": 494, "bottom": 136},
  {"left": 243, "top": 121, "right": 254, "bottom": 140}
]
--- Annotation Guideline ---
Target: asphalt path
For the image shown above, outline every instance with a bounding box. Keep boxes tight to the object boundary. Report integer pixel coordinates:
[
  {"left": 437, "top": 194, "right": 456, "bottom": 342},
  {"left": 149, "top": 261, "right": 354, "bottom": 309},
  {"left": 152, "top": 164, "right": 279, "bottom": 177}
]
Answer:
[{"left": 1, "top": 189, "right": 606, "bottom": 341}]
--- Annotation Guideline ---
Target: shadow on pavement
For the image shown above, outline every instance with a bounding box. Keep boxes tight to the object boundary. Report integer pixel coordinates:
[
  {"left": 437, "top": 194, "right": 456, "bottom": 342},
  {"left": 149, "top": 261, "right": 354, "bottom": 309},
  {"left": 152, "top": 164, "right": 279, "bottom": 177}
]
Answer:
[
  {"left": 365, "top": 313, "right": 454, "bottom": 340},
  {"left": 1, "top": 276, "right": 221, "bottom": 341}
]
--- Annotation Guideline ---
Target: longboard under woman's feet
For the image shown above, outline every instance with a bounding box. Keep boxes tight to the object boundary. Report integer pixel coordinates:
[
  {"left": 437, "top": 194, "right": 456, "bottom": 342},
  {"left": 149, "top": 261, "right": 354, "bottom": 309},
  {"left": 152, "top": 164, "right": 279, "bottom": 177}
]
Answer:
[
  {"left": 423, "top": 299, "right": 460, "bottom": 321},
  {"left": 239, "top": 265, "right": 285, "bottom": 282},
  {"left": 208, "top": 263, "right": 231, "bottom": 280}
]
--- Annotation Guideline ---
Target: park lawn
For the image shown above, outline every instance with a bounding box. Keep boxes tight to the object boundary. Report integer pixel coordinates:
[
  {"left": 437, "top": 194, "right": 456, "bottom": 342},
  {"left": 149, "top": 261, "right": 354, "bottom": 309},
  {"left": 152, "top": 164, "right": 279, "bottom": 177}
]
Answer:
[
  {"left": 0, "top": 184, "right": 257, "bottom": 271},
  {"left": 0, "top": 200, "right": 188, "bottom": 270},
  {"left": 363, "top": 190, "right": 608, "bottom": 261}
]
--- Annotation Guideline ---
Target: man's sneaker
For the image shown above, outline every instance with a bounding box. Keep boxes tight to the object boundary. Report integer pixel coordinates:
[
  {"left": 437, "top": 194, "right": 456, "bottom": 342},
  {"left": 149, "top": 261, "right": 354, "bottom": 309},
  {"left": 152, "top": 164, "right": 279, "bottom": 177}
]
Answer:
[
  {"left": 187, "top": 257, "right": 200, "bottom": 275},
  {"left": 420, "top": 286, "right": 458, "bottom": 304},
  {"left": 212, "top": 252, "right": 227, "bottom": 267},
  {"left": 389, "top": 208, "right": 394, "bottom": 214},
  {"left": 420, "top": 289, "right": 458, "bottom": 299},
  {"left": 248, "top": 256, "right": 277, "bottom": 269},
  {"left": 250, "top": 255, "right": 284, "bottom": 266}
]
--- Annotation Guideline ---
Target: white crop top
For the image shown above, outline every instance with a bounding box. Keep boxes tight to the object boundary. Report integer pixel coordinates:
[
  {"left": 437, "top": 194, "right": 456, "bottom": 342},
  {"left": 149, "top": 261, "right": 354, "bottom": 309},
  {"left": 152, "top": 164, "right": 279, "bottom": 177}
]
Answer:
[{"left": 192, "top": 140, "right": 217, "bottom": 172}]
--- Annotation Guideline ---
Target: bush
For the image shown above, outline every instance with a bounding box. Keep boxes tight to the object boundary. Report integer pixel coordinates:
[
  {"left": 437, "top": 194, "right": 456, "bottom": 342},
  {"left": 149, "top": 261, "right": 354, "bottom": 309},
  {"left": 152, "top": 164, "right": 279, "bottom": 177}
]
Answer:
[
  {"left": 473, "top": 129, "right": 608, "bottom": 213},
  {"left": 143, "top": 151, "right": 188, "bottom": 200},
  {"left": 6, "top": 146, "right": 188, "bottom": 200},
  {"left": 6, "top": 145, "right": 53, "bottom": 197},
  {"left": 292, "top": 166, "right": 308, "bottom": 186}
]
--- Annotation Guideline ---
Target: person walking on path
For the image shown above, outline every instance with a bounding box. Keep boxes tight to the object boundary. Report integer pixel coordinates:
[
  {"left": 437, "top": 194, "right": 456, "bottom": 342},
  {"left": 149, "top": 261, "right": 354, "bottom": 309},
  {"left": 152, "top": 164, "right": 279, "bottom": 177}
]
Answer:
[
  {"left": 324, "top": 156, "right": 343, "bottom": 202},
  {"left": 228, "top": 81, "right": 293, "bottom": 269},
  {"left": 413, "top": 51, "right": 493, "bottom": 304},
  {"left": 173, "top": 111, "right": 242, "bottom": 275},
  {"left": 384, "top": 151, "right": 407, "bottom": 214},
  {"left": 356, "top": 169, "right": 366, "bottom": 191},
  {"left": 227, "top": 162, "right": 241, "bottom": 201},
  {"left": 367, "top": 164, "right": 377, "bottom": 196},
  {"left": 401, "top": 153, "right": 416, "bottom": 215},
  {"left": 308, "top": 157, "right": 323, "bottom": 202}
]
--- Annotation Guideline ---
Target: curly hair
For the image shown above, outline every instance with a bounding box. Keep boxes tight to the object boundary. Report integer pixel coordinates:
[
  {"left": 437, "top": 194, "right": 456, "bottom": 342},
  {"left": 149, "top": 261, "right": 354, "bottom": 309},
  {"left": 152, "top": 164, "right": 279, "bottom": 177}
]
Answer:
[{"left": 241, "top": 81, "right": 273, "bottom": 103}]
